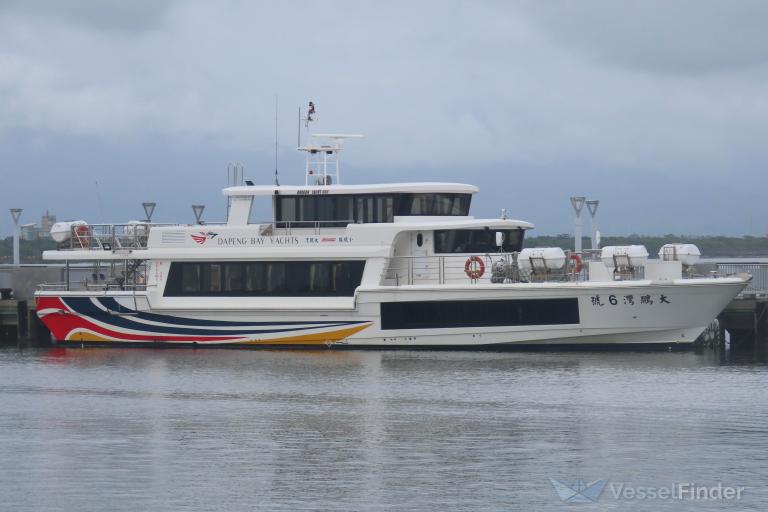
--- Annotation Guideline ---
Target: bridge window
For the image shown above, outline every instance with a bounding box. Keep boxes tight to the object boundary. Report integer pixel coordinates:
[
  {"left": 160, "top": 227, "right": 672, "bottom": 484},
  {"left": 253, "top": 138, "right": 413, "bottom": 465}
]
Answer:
[
  {"left": 273, "top": 192, "right": 471, "bottom": 226},
  {"left": 165, "top": 260, "right": 366, "bottom": 297},
  {"left": 399, "top": 193, "right": 470, "bottom": 216},
  {"left": 434, "top": 229, "right": 524, "bottom": 254}
]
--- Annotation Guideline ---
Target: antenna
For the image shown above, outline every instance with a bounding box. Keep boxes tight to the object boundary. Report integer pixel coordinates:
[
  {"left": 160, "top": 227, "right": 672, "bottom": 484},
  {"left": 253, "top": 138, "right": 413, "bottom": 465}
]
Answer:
[
  {"left": 274, "top": 94, "right": 279, "bottom": 186},
  {"left": 297, "top": 106, "right": 301, "bottom": 148}
]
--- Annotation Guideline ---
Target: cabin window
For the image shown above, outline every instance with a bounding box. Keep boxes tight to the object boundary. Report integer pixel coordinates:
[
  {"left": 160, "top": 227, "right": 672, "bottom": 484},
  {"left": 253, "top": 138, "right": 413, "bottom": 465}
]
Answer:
[
  {"left": 267, "top": 263, "right": 287, "bottom": 293},
  {"left": 397, "top": 193, "right": 471, "bottom": 216},
  {"left": 433, "top": 229, "right": 524, "bottom": 254},
  {"left": 224, "top": 263, "right": 245, "bottom": 293},
  {"left": 380, "top": 298, "right": 579, "bottom": 330},
  {"left": 298, "top": 196, "right": 317, "bottom": 222},
  {"left": 309, "top": 262, "right": 331, "bottom": 293},
  {"left": 203, "top": 264, "right": 222, "bottom": 293},
  {"left": 165, "top": 260, "right": 366, "bottom": 297},
  {"left": 245, "top": 263, "right": 266, "bottom": 292},
  {"left": 276, "top": 196, "right": 364, "bottom": 227},
  {"left": 277, "top": 197, "right": 297, "bottom": 222},
  {"left": 181, "top": 264, "right": 201, "bottom": 293},
  {"left": 273, "top": 193, "right": 471, "bottom": 225}
]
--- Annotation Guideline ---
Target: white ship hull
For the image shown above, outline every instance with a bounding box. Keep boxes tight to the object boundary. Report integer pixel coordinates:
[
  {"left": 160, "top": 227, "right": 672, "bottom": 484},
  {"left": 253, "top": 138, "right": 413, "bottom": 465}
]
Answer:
[{"left": 36, "top": 277, "right": 746, "bottom": 348}]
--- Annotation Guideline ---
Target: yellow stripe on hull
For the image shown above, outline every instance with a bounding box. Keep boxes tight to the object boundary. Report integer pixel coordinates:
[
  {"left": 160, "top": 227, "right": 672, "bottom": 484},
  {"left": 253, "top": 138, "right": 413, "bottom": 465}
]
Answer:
[
  {"left": 66, "top": 330, "right": 113, "bottom": 342},
  {"left": 239, "top": 323, "right": 373, "bottom": 345},
  {"left": 64, "top": 323, "right": 373, "bottom": 345}
]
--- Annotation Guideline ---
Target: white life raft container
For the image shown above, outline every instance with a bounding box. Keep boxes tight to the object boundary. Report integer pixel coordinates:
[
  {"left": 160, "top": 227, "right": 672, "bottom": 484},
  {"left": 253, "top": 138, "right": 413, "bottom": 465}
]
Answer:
[
  {"left": 658, "top": 244, "right": 701, "bottom": 266},
  {"left": 50, "top": 220, "right": 88, "bottom": 243},
  {"left": 518, "top": 247, "right": 566, "bottom": 271},
  {"left": 601, "top": 245, "right": 649, "bottom": 269}
]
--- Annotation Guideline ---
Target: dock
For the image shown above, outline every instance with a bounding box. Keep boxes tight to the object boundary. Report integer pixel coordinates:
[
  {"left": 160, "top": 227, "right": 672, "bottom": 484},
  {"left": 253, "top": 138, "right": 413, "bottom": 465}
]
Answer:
[
  {"left": 0, "top": 264, "right": 85, "bottom": 346},
  {"left": 710, "top": 261, "right": 768, "bottom": 344}
]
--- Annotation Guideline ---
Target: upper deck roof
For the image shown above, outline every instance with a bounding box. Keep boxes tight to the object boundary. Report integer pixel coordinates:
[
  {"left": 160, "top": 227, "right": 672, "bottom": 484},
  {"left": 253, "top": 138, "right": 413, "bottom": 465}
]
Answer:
[{"left": 223, "top": 182, "right": 479, "bottom": 197}]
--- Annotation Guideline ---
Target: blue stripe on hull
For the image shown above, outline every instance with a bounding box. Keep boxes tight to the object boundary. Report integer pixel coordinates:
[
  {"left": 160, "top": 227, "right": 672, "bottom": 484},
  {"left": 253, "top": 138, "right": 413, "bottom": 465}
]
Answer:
[
  {"left": 61, "top": 298, "right": 365, "bottom": 336},
  {"left": 97, "top": 298, "right": 354, "bottom": 327}
]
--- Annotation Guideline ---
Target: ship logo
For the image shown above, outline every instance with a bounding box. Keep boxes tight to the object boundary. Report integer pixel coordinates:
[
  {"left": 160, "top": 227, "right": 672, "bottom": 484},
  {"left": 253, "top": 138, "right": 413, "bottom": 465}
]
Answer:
[
  {"left": 191, "top": 231, "right": 218, "bottom": 245},
  {"left": 549, "top": 478, "right": 607, "bottom": 503}
]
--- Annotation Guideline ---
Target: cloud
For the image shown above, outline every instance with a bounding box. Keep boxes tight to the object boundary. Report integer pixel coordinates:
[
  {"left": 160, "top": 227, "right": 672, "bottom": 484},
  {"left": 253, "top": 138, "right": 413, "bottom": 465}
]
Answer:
[
  {"left": 0, "top": 1, "right": 767, "bottom": 236},
  {"left": 0, "top": 0, "right": 174, "bottom": 33},
  {"left": 515, "top": 0, "right": 768, "bottom": 75}
]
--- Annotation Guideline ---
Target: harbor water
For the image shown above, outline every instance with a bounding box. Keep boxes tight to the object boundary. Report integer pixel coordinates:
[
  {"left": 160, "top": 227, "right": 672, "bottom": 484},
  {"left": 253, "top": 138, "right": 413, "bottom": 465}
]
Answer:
[{"left": 1, "top": 346, "right": 767, "bottom": 511}]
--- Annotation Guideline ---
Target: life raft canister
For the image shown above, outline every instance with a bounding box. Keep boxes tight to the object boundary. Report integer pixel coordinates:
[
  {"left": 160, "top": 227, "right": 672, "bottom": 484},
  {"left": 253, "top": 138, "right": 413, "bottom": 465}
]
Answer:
[
  {"left": 464, "top": 255, "right": 485, "bottom": 280},
  {"left": 569, "top": 253, "right": 583, "bottom": 273}
]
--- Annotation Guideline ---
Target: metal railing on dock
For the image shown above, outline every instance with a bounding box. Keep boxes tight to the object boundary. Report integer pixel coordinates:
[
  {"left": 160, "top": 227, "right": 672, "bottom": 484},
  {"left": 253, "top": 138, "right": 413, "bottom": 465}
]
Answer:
[{"left": 716, "top": 262, "right": 768, "bottom": 296}]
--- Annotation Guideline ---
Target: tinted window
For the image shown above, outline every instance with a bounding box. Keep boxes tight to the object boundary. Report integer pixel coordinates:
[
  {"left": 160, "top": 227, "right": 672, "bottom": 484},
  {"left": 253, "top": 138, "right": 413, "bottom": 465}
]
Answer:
[
  {"left": 224, "top": 263, "right": 244, "bottom": 293},
  {"left": 181, "top": 264, "right": 200, "bottom": 293},
  {"left": 278, "top": 197, "right": 297, "bottom": 222},
  {"left": 381, "top": 298, "right": 579, "bottom": 330},
  {"left": 274, "top": 193, "right": 472, "bottom": 225},
  {"left": 165, "top": 261, "right": 365, "bottom": 297},
  {"left": 277, "top": 196, "right": 361, "bottom": 227},
  {"left": 434, "top": 229, "right": 524, "bottom": 253},
  {"left": 245, "top": 263, "right": 265, "bottom": 292},
  {"left": 397, "top": 194, "right": 471, "bottom": 216}
]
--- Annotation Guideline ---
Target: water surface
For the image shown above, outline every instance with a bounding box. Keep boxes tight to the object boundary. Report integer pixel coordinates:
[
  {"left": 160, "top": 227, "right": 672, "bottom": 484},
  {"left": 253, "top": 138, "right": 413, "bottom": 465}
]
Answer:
[{"left": 1, "top": 346, "right": 767, "bottom": 511}]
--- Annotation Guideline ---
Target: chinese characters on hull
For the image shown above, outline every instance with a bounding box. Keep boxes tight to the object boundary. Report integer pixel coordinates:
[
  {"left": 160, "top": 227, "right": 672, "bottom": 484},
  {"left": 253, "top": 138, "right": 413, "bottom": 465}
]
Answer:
[{"left": 590, "top": 294, "right": 670, "bottom": 307}]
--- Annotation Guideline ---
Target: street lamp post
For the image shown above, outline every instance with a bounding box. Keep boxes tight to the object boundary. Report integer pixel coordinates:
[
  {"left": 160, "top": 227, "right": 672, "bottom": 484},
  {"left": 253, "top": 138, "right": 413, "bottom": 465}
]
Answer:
[
  {"left": 570, "top": 197, "right": 586, "bottom": 254},
  {"left": 192, "top": 205, "right": 205, "bottom": 225},
  {"left": 586, "top": 200, "right": 600, "bottom": 250},
  {"left": 9, "top": 208, "right": 22, "bottom": 266},
  {"left": 142, "top": 202, "right": 156, "bottom": 223}
]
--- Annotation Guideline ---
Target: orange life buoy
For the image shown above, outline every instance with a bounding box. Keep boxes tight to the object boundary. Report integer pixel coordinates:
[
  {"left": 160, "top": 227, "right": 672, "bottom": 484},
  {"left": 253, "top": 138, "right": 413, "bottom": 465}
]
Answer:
[
  {"left": 464, "top": 255, "right": 485, "bottom": 280},
  {"left": 569, "top": 253, "right": 583, "bottom": 273}
]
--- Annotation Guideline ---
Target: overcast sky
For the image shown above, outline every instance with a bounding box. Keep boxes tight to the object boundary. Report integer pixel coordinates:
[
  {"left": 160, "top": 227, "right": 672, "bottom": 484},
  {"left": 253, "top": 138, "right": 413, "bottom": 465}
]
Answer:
[{"left": 1, "top": 0, "right": 767, "bottom": 237}]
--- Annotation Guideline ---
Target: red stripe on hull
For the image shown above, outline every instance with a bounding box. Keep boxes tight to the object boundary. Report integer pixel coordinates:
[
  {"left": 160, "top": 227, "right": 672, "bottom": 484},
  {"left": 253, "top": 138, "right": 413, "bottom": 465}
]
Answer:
[{"left": 36, "top": 296, "right": 241, "bottom": 343}]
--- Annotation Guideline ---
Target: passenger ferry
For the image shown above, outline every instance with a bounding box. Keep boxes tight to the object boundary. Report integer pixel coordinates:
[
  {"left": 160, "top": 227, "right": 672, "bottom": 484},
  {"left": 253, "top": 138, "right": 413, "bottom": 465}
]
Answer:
[{"left": 35, "top": 130, "right": 749, "bottom": 348}]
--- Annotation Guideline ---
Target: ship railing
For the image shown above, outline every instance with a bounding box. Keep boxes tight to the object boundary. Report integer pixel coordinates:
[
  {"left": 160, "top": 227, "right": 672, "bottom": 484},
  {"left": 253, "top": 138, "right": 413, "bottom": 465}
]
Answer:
[
  {"left": 38, "top": 282, "right": 148, "bottom": 292},
  {"left": 381, "top": 253, "right": 581, "bottom": 286},
  {"left": 60, "top": 223, "right": 184, "bottom": 251},
  {"left": 256, "top": 220, "right": 355, "bottom": 235}
]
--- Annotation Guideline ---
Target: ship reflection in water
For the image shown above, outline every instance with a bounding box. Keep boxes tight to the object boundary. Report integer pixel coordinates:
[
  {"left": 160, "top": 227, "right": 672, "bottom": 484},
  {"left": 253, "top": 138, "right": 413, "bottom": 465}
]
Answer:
[{"left": 0, "top": 345, "right": 767, "bottom": 511}]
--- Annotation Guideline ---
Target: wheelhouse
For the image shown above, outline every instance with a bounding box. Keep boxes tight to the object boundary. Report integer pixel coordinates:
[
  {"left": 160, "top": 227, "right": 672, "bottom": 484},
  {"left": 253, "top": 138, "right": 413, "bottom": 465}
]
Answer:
[{"left": 223, "top": 183, "right": 479, "bottom": 226}]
